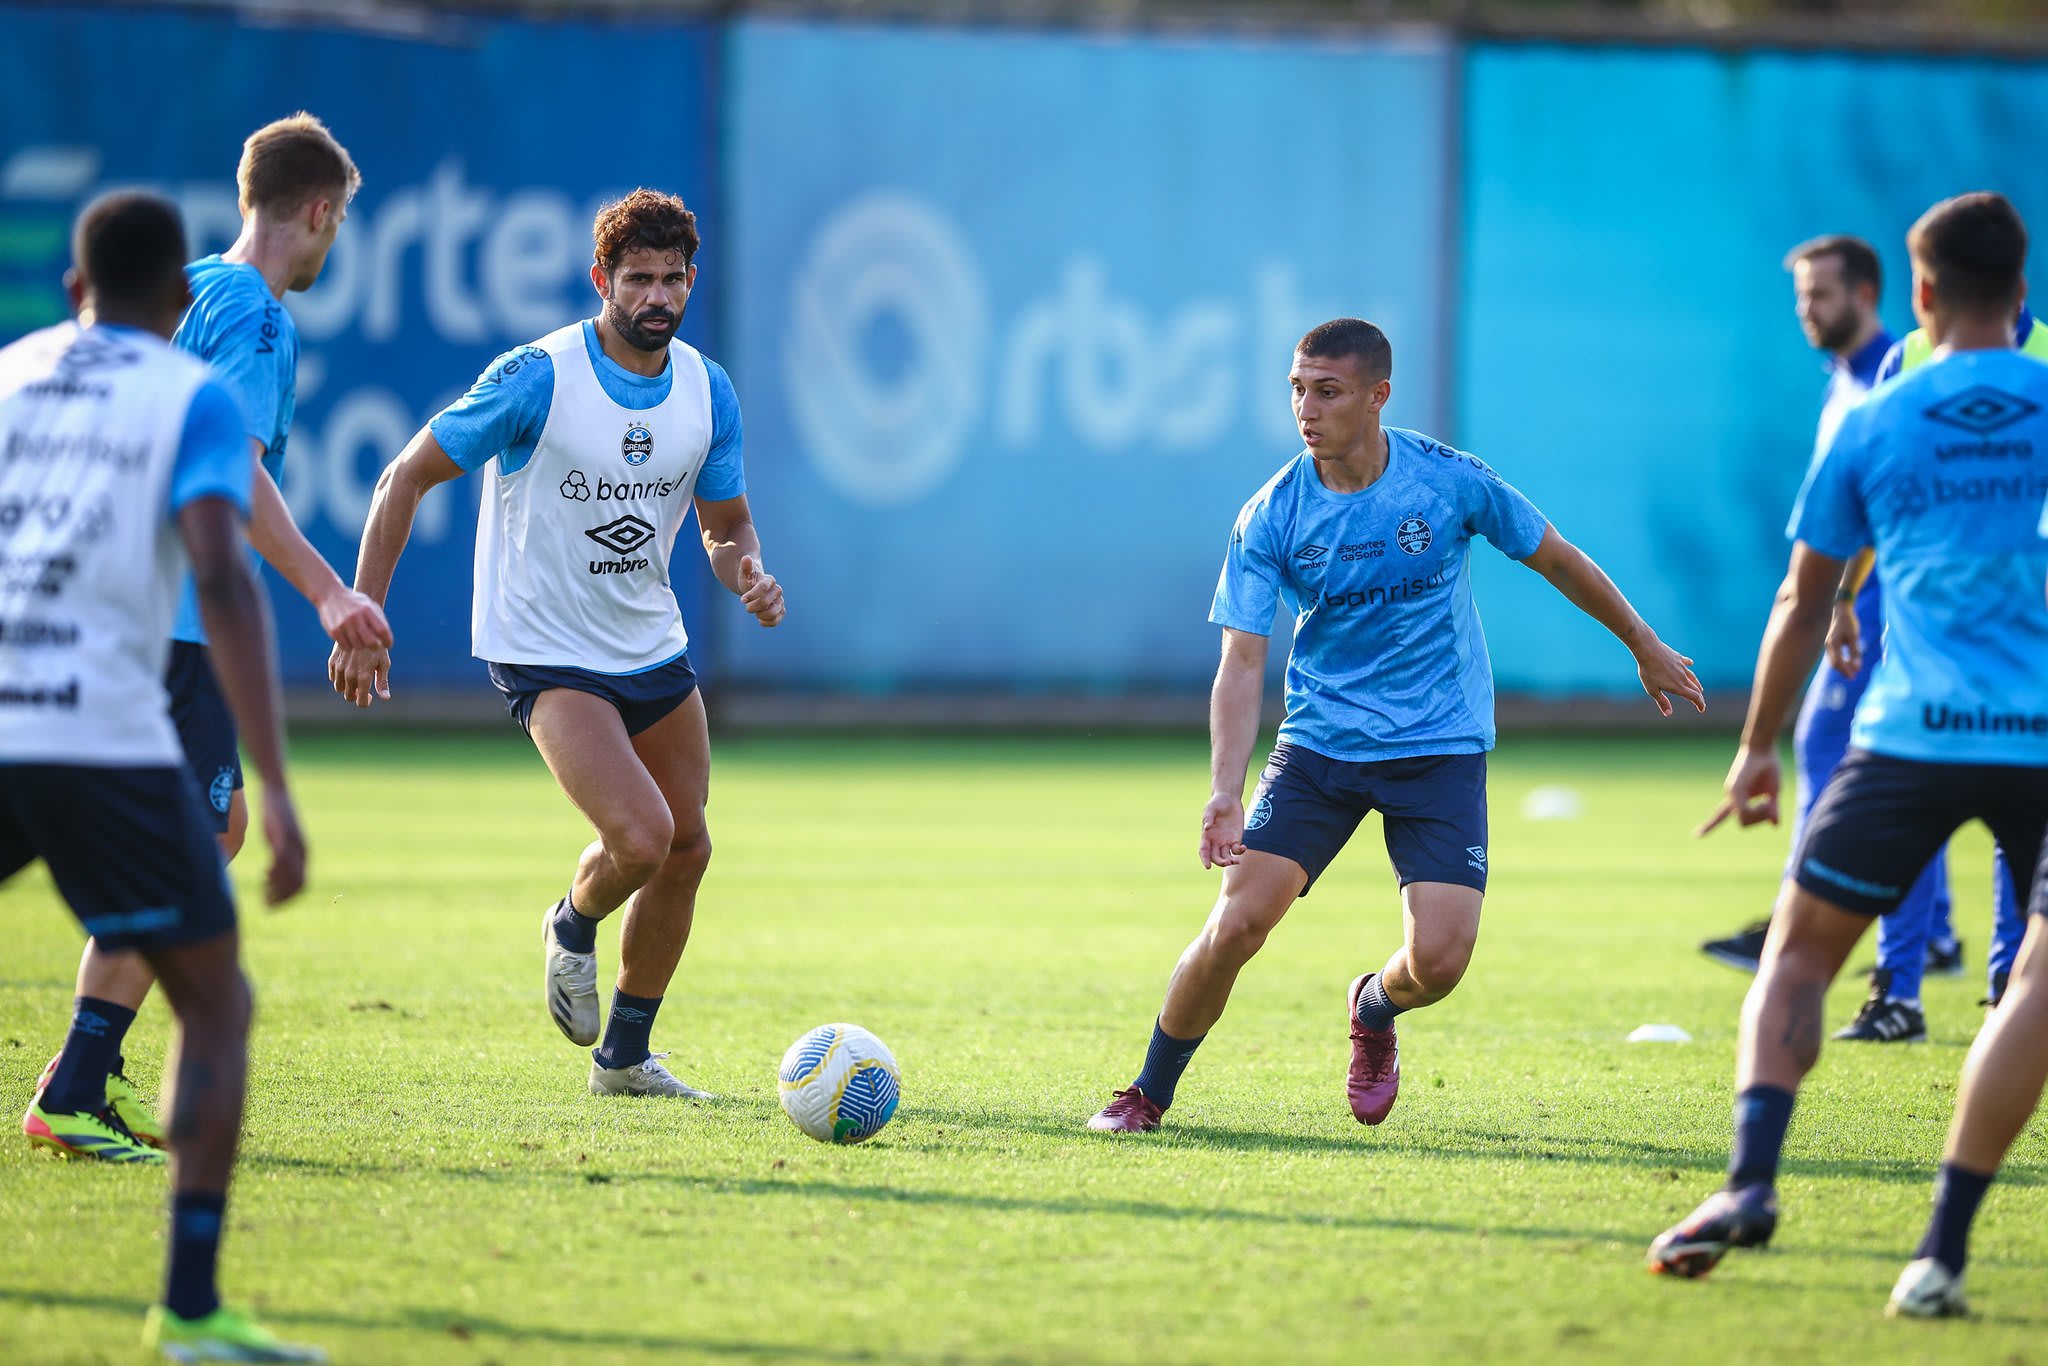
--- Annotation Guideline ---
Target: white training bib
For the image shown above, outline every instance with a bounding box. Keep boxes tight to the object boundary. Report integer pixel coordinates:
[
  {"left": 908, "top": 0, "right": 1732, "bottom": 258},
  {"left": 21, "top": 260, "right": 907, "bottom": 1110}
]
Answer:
[
  {"left": 471, "top": 324, "right": 714, "bottom": 672},
  {"left": 0, "top": 323, "right": 204, "bottom": 765}
]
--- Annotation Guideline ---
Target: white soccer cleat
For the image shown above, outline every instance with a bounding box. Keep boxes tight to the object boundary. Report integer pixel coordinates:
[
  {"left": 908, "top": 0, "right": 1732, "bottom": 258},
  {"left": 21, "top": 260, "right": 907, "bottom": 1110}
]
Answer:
[
  {"left": 589, "top": 1052, "right": 715, "bottom": 1099},
  {"left": 1886, "top": 1258, "right": 1968, "bottom": 1319},
  {"left": 543, "top": 902, "right": 601, "bottom": 1047}
]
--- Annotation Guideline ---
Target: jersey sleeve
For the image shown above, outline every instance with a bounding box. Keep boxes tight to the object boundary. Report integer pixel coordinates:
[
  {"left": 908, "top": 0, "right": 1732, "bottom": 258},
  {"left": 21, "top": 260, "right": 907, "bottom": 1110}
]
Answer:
[
  {"left": 1208, "top": 497, "right": 1283, "bottom": 635},
  {"left": 1874, "top": 340, "right": 1907, "bottom": 385},
  {"left": 201, "top": 293, "right": 290, "bottom": 454},
  {"left": 1787, "top": 404, "right": 1871, "bottom": 557},
  {"left": 168, "top": 379, "right": 254, "bottom": 518},
  {"left": 695, "top": 357, "right": 746, "bottom": 502},
  {"left": 1455, "top": 450, "right": 1549, "bottom": 560},
  {"left": 429, "top": 345, "right": 555, "bottom": 473}
]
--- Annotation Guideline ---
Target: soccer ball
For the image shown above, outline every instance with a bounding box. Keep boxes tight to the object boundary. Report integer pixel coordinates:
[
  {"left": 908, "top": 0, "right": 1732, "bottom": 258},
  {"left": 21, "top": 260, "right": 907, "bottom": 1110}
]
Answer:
[{"left": 776, "top": 1023, "right": 901, "bottom": 1144}]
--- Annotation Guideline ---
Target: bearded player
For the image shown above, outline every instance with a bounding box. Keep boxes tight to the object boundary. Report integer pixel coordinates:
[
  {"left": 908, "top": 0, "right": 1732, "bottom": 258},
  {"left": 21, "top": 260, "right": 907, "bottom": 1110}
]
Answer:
[{"left": 331, "top": 190, "right": 781, "bottom": 1098}]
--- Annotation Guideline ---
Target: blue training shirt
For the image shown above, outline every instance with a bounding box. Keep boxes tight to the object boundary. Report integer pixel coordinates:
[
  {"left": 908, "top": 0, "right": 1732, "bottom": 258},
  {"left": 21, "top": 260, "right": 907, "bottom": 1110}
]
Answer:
[
  {"left": 430, "top": 320, "right": 744, "bottom": 499},
  {"left": 169, "top": 256, "right": 296, "bottom": 643},
  {"left": 1790, "top": 348, "right": 2048, "bottom": 765},
  {"left": 1211, "top": 429, "right": 1550, "bottom": 762}
]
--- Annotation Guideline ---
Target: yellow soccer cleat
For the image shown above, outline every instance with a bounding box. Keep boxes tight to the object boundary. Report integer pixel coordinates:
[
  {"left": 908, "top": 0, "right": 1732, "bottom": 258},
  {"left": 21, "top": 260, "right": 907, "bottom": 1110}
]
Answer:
[
  {"left": 143, "top": 1304, "right": 326, "bottom": 1363},
  {"left": 105, "top": 1068, "right": 166, "bottom": 1149},
  {"left": 21, "top": 1098, "right": 165, "bottom": 1164}
]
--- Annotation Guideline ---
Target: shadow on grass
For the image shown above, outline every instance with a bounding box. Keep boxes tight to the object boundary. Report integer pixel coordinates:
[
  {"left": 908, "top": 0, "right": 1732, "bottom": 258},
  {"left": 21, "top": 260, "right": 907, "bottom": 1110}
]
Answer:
[
  {"left": 907, "top": 1105, "right": 1975, "bottom": 1190},
  {"left": 0, "top": 1287, "right": 1039, "bottom": 1363}
]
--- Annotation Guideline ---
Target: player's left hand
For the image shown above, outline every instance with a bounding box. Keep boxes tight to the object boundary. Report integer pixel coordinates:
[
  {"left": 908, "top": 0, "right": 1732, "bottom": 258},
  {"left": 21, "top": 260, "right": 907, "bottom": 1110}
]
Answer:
[
  {"left": 1636, "top": 640, "right": 1706, "bottom": 717},
  {"left": 739, "top": 554, "right": 785, "bottom": 627},
  {"left": 1697, "top": 747, "right": 1781, "bottom": 836},
  {"left": 317, "top": 584, "right": 394, "bottom": 651}
]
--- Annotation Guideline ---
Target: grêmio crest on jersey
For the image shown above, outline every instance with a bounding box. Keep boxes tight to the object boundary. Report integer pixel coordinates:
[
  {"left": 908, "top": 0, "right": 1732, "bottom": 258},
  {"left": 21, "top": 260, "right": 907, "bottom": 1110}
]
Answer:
[{"left": 622, "top": 423, "right": 654, "bottom": 466}]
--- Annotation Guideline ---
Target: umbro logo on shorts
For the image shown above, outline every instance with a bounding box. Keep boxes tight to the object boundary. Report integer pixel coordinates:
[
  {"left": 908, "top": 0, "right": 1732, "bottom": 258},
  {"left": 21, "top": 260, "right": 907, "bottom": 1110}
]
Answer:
[{"left": 1466, "top": 845, "right": 1486, "bottom": 873}]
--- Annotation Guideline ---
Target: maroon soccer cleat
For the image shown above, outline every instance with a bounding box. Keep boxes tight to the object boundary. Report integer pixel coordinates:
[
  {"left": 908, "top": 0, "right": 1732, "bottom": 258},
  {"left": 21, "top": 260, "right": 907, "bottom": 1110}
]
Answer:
[
  {"left": 1087, "top": 1087, "right": 1163, "bottom": 1132},
  {"left": 1347, "top": 974, "right": 1401, "bottom": 1125}
]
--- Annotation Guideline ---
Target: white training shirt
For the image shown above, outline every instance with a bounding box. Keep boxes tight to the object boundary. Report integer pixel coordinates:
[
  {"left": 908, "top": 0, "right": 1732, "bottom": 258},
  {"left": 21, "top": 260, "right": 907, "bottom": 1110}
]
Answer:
[
  {"left": 453, "top": 322, "right": 729, "bottom": 673},
  {"left": 0, "top": 322, "right": 251, "bottom": 765}
]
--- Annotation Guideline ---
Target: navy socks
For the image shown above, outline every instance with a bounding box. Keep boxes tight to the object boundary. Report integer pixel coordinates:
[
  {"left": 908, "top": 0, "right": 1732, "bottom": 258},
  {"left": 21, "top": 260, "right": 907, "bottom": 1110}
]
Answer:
[
  {"left": 550, "top": 896, "right": 601, "bottom": 955},
  {"left": 1727, "top": 1085, "right": 1796, "bottom": 1191},
  {"left": 163, "top": 1191, "right": 226, "bottom": 1321},
  {"left": 593, "top": 990, "right": 663, "bottom": 1070},
  {"left": 1915, "top": 1161, "right": 1994, "bottom": 1275},
  {"left": 1353, "top": 974, "right": 1406, "bottom": 1032},
  {"left": 44, "top": 996, "right": 137, "bottom": 1115},
  {"left": 1132, "top": 1019, "right": 1205, "bottom": 1110}
]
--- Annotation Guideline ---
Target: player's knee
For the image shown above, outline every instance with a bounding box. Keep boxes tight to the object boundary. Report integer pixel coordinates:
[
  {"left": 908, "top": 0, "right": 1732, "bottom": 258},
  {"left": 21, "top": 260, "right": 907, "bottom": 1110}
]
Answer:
[
  {"left": 608, "top": 817, "right": 674, "bottom": 885},
  {"left": 1408, "top": 937, "right": 1475, "bottom": 996},
  {"left": 668, "top": 822, "right": 711, "bottom": 873},
  {"left": 1204, "top": 912, "right": 1272, "bottom": 967}
]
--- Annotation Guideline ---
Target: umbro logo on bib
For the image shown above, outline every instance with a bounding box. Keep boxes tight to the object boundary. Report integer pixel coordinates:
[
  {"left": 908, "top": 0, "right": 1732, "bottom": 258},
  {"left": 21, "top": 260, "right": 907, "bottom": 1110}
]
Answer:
[{"left": 622, "top": 424, "right": 654, "bottom": 466}]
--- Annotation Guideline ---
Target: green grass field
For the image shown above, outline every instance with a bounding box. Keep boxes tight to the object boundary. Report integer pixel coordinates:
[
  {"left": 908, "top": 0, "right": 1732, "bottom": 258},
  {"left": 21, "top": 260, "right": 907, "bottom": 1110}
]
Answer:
[{"left": 1, "top": 731, "right": 2040, "bottom": 1364}]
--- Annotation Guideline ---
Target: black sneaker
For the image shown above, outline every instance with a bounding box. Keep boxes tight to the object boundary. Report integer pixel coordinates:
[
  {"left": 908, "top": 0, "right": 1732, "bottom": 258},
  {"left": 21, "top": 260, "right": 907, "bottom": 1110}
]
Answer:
[
  {"left": 1701, "top": 920, "right": 1769, "bottom": 973},
  {"left": 1982, "top": 969, "right": 2010, "bottom": 1009},
  {"left": 1925, "top": 937, "right": 1965, "bottom": 978},
  {"left": 1833, "top": 971, "right": 1926, "bottom": 1043}
]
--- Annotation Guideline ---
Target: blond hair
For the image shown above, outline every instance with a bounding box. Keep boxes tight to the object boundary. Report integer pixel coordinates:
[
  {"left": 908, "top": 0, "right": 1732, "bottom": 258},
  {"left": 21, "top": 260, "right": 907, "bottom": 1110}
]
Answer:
[{"left": 237, "top": 113, "right": 360, "bottom": 216}]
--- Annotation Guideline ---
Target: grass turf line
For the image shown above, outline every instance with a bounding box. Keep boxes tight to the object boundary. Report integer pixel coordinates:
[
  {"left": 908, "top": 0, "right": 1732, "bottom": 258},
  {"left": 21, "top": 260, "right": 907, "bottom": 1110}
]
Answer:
[{"left": 0, "top": 732, "right": 2041, "bottom": 1364}]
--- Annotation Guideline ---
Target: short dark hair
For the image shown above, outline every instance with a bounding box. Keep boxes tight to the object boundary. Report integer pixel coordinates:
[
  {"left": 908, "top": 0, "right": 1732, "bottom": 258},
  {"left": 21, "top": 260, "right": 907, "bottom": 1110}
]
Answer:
[
  {"left": 1783, "top": 234, "right": 1882, "bottom": 295},
  {"left": 238, "top": 113, "right": 359, "bottom": 215},
  {"left": 593, "top": 189, "right": 700, "bottom": 274},
  {"left": 72, "top": 190, "right": 188, "bottom": 311},
  {"left": 1909, "top": 192, "right": 2028, "bottom": 315},
  {"left": 1296, "top": 318, "right": 1392, "bottom": 382}
]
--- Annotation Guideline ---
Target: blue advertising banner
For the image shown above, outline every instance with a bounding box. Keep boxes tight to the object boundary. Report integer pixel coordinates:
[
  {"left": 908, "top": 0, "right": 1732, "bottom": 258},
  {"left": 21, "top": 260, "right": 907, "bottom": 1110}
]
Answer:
[
  {"left": 0, "top": 6, "right": 722, "bottom": 691},
  {"left": 1460, "top": 44, "right": 2048, "bottom": 695},
  {"left": 725, "top": 20, "right": 1455, "bottom": 691}
]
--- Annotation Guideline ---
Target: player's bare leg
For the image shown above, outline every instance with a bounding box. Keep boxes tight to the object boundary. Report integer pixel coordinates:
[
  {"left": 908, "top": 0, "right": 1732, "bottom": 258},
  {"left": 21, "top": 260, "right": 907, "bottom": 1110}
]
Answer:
[
  {"left": 1651, "top": 882, "right": 1872, "bottom": 1277},
  {"left": 528, "top": 689, "right": 670, "bottom": 1047},
  {"left": 1089, "top": 852, "right": 1303, "bottom": 1132},
  {"left": 614, "top": 690, "right": 712, "bottom": 1000},
  {"left": 1891, "top": 914, "right": 2048, "bottom": 1317},
  {"left": 1159, "top": 851, "right": 1306, "bottom": 1038},
  {"left": 1348, "top": 881, "right": 1482, "bottom": 1126},
  {"left": 31, "top": 796, "right": 248, "bottom": 1148}
]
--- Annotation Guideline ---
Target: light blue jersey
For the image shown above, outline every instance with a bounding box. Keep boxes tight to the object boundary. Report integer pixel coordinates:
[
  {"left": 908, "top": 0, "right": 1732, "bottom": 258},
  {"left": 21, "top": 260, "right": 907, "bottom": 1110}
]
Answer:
[
  {"left": 169, "top": 256, "right": 295, "bottom": 644},
  {"left": 432, "top": 320, "right": 744, "bottom": 499},
  {"left": 1791, "top": 348, "right": 2048, "bottom": 765},
  {"left": 1211, "top": 429, "right": 1550, "bottom": 762}
]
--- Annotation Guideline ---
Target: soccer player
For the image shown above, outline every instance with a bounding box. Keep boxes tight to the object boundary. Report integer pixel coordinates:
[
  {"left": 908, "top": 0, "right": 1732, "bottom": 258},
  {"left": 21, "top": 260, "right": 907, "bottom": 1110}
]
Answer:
[
  {"left": 22, "top": 114, "right": 389, "bottom": 1160},
  {"left": 330, "top": 189, "right": 782, "bottom": 1097},
  {"left": 1648, "top": 193, "right": 2048, "bottom": 1305},
  {"left": 1697, "top": 236, "right": 2004, "bottom": 1046},
  {"left": 1828, "top": 302, "right": 2048, "bottom": 1018},
  {"left": 1086, "top": 318, "right": 1703, "bottom": 1133},
  {"left": 1, "top": 191, "right": 322, "bottom": 1362}
]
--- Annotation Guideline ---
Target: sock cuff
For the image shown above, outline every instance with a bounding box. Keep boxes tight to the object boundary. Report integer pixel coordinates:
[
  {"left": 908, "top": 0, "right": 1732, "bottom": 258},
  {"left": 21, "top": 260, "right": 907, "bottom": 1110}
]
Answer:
[{"left": 611, "top": 988, "right": 664, "bottom": 1011}]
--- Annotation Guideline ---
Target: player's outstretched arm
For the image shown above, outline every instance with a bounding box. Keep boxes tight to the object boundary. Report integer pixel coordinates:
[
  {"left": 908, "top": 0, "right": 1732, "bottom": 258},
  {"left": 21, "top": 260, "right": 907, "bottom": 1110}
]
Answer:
[
  {"left": 179, "top": 495, "right": 305, "bottom": 906},
  {"left": 1698, "top": 542, "right": 1845, "bottom": 836},
  {"left": 697, "top": 493, "right": 785, "bottom": 627},
  {"left": 330, "top": 427, "right": 466, "bottom": 707},
  {"left": 245, "top": 448, "right": 392, "bottom": 652},
  {"left": 1520, "top": 526, "right": 1705, "bottom": 717},
  {"left": 1201, "top": 628, "right": 1269, "bottom": 870}
]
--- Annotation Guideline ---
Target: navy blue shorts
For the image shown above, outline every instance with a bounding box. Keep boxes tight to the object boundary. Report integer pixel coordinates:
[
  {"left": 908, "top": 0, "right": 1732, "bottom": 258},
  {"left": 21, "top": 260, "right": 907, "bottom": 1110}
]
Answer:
[
  {"left": 486, "top": 653, "right": 698, "bottom": 738},
  {"left": 1794, "top": 748, "right": 2048, "bottom": 918},
  {"left": 0, "top": 764, "right": 237, "bottom": 952},
  {"left": 165, "top": 639, "right": 241, "bottom": 833},
  {"left": 1241, "top": 743, "right": 1489, "bottom": 896}
]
